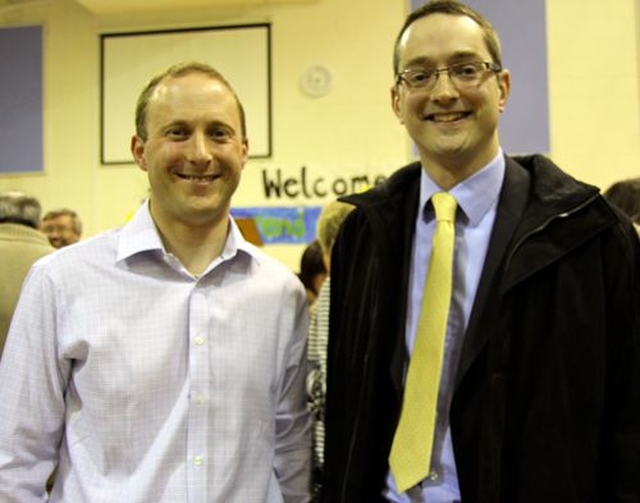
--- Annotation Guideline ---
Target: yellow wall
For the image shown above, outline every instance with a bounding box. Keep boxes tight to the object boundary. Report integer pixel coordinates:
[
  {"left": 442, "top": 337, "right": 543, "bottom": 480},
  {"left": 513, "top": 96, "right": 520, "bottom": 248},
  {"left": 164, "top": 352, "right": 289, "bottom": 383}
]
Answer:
[
  {"left": 546, "top": 0, "right": 640, "bottom": 188},
  {"left": 1, "top": 0, "right": 639, "bottom": 270}
]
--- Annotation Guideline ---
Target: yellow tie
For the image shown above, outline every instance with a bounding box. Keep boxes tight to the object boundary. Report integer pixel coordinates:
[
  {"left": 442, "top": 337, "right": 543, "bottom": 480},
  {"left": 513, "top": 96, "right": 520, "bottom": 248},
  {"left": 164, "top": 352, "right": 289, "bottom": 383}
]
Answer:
[{"left": 389, "top": 192, "right": 458, "bottom": 493}]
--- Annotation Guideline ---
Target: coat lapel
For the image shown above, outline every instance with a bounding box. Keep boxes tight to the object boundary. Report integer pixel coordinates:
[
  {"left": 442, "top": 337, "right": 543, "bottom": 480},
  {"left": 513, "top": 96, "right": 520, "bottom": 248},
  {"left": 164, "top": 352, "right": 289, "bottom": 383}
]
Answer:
[
  {"left": 454, "top": 157, "right": 531, "bottom": 389},
  {"left": 389, "top": 174, "right": 422, "bottom": 397}
]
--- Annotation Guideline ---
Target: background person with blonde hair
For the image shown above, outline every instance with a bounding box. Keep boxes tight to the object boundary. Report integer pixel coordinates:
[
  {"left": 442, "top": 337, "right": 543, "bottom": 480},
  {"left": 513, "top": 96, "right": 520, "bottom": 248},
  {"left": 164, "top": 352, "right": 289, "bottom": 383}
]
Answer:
[{"left": 306, "top": 199, "right": 354, "bottom": 500}]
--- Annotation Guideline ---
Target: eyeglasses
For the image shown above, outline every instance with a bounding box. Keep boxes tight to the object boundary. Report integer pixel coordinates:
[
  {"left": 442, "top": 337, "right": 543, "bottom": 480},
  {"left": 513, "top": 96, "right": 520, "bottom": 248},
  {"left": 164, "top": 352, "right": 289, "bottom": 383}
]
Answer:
[{"left": 396, "top": 61, "right": 502, "bottom": 90}]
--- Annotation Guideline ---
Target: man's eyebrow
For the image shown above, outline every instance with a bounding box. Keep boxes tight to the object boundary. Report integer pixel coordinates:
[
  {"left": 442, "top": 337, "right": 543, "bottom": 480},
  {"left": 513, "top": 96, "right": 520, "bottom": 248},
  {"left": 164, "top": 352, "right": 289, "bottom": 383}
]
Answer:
[
  {"left": 402, "top": 51, "right": 484, "bottom": 69},
  {"left": 447, "top": 50, "right": 485, "bottom": 62},
  {"left": 208, "top": 121, "right": 239, "bottom": 135},
  {"left": 401, "top": 56, "right": 436, "bottom": 69},
  {"left": 161, "top": 120, "right": 189, "bottom": 130},
  {"left": 208, "top": 120, "right": 232, "bottom": 128}
]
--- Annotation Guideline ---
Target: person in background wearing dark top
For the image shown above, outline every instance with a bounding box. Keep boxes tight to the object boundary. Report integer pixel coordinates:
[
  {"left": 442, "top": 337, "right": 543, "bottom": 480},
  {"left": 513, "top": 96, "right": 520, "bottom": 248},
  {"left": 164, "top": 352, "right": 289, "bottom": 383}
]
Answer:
[
  {"left": 297, "top": 239, "right": 327, "bottom": 308},
  {"left": 41, "top": 208, "right": 82, "bottom": 248},
  {"left": 0, "top": 191, "right": 54, "bottom": 358},
  {"left": 306, "top": 200, "right": 354, "bottom": 501},
  {"left": 0, "top": 62, "right": 311, "bottom": 503},
  {"left": 603, "top": 177, "right": 640, "bottom": 232},
  {"left": 322, "top": 2, "right": 640, "bottom": 502}
]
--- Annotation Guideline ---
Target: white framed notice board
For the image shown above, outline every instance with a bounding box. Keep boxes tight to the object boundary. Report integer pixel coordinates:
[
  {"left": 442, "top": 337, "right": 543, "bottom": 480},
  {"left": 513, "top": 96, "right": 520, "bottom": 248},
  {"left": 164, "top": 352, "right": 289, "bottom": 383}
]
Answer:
[{"left": 100, "top": 23, "right": 271, "bottom": 164}]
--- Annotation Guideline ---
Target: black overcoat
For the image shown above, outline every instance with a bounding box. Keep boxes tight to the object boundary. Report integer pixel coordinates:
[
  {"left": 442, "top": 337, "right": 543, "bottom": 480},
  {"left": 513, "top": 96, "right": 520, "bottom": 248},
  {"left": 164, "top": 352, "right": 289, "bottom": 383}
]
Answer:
[{"left": 322, "top": 154, "right": 640, "bottom": 503}]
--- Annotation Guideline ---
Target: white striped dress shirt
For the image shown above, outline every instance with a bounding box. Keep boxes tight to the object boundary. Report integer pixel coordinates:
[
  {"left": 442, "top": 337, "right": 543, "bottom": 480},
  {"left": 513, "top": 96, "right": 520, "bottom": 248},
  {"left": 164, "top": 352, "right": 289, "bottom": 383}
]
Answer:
[{"left": 0, "top": 202, "right": 311, "bottom": 503}]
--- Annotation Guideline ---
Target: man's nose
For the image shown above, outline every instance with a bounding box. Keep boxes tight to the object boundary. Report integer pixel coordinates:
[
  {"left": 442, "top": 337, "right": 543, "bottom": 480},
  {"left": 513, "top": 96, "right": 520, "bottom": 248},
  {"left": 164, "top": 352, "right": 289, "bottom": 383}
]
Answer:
[
  {"left": 430, "top": 70, "right": 460, "bottom": 101},
  {"left": 186, "top": 132, "right": 212, "bottom": 164}
]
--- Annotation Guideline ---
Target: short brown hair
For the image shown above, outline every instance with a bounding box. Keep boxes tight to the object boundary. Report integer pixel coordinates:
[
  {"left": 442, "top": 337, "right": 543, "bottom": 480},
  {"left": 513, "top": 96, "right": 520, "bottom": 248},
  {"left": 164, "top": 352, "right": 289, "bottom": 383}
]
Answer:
[
  {"left": 134, "top": 62, "right": 247, "bottom": 142},
  {"left": 42, "top": 208, "right": 82, "bottom": 235},
  {"left": 392, "top": 0, "right": 503, "bottom": 75},
  {"left": 603, "top": 178, "right": 640, "bottom": 224}
]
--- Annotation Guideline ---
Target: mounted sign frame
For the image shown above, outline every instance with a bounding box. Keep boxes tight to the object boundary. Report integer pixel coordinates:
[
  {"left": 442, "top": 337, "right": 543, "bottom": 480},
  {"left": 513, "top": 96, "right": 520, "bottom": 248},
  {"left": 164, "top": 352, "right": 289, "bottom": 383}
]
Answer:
[{"left": 100, "top": 23, "right": 272, "bottom": 165}]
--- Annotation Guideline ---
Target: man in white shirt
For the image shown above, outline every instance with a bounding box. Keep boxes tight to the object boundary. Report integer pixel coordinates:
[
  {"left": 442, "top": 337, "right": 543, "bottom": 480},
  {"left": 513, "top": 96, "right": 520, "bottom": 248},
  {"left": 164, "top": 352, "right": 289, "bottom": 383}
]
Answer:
[{"left": 0, "top": 62, "right": 311, "bottom": 503}]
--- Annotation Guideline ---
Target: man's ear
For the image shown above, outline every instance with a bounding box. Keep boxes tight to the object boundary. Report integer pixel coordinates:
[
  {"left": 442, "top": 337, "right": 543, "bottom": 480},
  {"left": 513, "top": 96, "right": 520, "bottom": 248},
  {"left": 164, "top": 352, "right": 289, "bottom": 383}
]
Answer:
[
  {"left": 240, "top": 137, "right": 249, "bottom": 168},
  {"left": 497, "top": 69, "right": 511, "bottom": 113},
  {"left": 131, "top": 135, "right": 147, "bottom": 171},
  {"left": 390, "top": 85, "right": 405, "bottom": 124}
]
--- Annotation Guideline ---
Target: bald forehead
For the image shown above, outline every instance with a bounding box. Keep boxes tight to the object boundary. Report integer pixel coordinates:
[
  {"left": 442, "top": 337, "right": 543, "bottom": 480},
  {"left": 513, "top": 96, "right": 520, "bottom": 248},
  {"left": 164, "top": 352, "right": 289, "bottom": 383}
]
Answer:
[
  {"left": 149, "top": 72, "right": 228, "bottom": 101},
  {"left": 143, "top": 71, "right": 245, "bottom": 139}
]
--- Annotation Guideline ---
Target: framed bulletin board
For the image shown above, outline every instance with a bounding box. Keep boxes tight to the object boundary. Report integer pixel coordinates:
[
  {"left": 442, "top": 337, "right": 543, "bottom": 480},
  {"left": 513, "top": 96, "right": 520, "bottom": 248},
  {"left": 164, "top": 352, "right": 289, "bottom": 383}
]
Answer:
[{"left": 100, "top": 23, "right": 271, "bottom": 165}]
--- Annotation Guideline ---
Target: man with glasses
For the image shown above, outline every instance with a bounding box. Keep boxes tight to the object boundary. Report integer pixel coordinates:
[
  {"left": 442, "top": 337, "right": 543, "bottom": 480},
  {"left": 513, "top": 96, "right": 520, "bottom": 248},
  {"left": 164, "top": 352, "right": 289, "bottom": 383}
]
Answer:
[{"left": 322, "top": 1, "right": 640, "bottom": 502}]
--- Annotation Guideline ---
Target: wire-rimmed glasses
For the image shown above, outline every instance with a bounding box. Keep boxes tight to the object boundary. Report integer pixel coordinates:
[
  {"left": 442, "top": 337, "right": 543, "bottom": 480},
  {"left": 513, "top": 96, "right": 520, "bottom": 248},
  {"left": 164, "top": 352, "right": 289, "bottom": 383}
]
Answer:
[{"left": 396, "top": 61, "right": 502, "bottom": 91}]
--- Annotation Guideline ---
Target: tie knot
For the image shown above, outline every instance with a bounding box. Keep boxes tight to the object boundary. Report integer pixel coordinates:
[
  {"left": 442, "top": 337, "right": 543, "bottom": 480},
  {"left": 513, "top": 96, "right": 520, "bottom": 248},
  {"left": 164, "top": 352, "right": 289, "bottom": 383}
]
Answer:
[{"left": 431, "top": 192, "right": 457, "bottom": 223}]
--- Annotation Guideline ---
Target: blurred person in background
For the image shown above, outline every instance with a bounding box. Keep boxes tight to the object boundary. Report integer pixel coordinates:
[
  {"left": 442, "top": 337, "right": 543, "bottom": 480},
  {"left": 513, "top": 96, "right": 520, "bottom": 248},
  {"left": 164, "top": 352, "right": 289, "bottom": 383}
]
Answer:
[
  {"left": 603, "top": 177, "right": 640, "bottom": 233},
  {"left": 297, "top": 239, "right": 327, "bottom": 308},
  {"left": 41, "top": 208, "right": 82, "bottom": 248},
  {"left": 0, "top": 191, "right": 53, "bottom": 357},
  {"left": 306, "top": 200, "right": 354, "bottom": 501}
]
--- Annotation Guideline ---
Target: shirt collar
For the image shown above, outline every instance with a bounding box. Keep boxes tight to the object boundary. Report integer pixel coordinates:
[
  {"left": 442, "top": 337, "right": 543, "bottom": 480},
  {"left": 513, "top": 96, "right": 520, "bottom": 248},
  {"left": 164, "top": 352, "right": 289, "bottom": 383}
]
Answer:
[
  {"left": 117, "top": 200, "right": 263, "bottom": 266},
  {"left": 117, "top": 201, "right": 164, "bottom": 261},
  {"left": 419, "top": 148, "right": 505, "bottom": 226},
  {"left": 223, "top": 217, "right": 264, "bottom": 264}
]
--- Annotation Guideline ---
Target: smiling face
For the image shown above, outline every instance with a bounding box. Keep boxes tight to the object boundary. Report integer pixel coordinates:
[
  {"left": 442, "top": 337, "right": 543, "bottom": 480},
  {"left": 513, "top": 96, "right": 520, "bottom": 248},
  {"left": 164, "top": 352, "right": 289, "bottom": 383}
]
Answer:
[
  {"left": 131, "top": 71, "right": 248, "bottom": 230},
  {"left": 41, "top": 214, "right": 80, "bottom": 248},
  {"left": 392, "top": 13, "right": 510, "bottom": 187}
]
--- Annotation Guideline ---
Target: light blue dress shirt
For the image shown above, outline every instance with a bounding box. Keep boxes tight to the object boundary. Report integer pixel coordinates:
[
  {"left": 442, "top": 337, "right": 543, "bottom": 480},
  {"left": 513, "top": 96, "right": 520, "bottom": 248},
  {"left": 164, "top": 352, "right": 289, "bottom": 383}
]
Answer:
[
  {"left": 0, "top": 202, "right": 311, "bottom": 503},
  {"left": 385, "top": 150, "right": 505, "bottom": 503}
]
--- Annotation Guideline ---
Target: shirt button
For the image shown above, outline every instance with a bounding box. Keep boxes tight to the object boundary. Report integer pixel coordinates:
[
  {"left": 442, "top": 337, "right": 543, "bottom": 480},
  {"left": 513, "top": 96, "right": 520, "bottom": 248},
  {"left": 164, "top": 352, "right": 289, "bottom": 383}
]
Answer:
[
  {"left": 194, "top": 455, "right": 203, "bottom": 466},
  {"left": 429, "top": 471, "right": 439, "bottom": 481},
  {"left": 195, "top": 337, "right": 205, "bottom": 346},
  {"left": 195, "top": 395, "right": 205, "bottom": 405}
]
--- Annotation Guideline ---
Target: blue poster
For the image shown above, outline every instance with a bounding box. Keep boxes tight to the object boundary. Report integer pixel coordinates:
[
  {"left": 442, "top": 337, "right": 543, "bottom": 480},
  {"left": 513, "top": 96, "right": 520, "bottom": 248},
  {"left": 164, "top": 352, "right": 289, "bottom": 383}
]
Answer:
[
  {"left": 231, "top": 206, "right": 322, "bottom": 245},
  {"left": 0, "top": 26, "right": 43, "bottom": 174}
]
